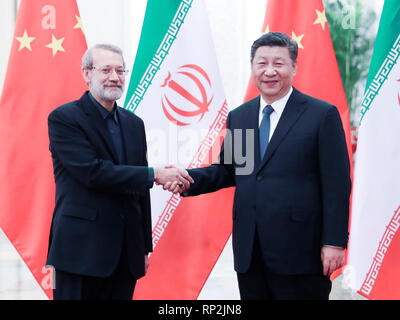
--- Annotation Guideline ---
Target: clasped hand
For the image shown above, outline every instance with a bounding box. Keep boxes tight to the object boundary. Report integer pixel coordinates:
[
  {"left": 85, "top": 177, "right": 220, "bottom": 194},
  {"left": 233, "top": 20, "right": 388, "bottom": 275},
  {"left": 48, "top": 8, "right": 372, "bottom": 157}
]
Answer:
[{"left": 154, "top": 165, "right": 193, "bottom": 194}]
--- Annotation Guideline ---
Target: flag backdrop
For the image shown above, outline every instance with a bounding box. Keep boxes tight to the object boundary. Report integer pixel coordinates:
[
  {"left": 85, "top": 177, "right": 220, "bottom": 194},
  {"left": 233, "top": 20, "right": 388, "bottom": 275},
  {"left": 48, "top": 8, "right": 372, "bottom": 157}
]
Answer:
[
  {"left": 0, "top": 0, "right": 87, "bottom": 299},
  {"left": 243, "top": 0, "right": 353, "bottom": 279},
  {"left": 124, "top": 0, "right": 234, "bottom": 299},
  {"left": 346, "top": 0, "right": 400, "bottom": 300}
]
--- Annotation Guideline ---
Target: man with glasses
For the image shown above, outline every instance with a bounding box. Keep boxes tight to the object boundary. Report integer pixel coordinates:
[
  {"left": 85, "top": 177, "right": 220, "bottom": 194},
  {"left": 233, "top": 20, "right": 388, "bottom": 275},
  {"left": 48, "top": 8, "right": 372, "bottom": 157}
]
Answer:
[{"left": 46, "top": 44, "right": 193, "bottom": 300}]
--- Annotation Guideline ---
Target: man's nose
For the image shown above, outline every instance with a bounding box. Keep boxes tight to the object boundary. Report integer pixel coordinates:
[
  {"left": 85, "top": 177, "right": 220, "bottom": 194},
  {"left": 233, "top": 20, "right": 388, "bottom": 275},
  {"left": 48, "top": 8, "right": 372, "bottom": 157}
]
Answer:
[
  {"left": 109, "top": 69, "right": 120, "bottom": 80},
  {"left": 263, "top": 65, "right": 276, "bottom": 76}
]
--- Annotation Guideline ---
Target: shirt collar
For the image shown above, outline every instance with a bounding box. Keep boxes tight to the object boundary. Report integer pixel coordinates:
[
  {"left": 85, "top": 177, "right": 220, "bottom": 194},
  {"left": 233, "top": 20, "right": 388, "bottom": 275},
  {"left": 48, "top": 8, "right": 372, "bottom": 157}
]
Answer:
[
  {"left": 88, "top": 91, "right": 118, "bottom": 121},
  {"left": 259, "top": 86, "right": 293, "bottom": 117}
]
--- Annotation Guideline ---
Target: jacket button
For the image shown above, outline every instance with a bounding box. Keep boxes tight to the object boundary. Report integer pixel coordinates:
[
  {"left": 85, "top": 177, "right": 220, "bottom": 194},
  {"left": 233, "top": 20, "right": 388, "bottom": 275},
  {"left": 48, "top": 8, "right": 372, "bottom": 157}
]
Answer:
[{"left": 256, "top": 175, "right": 262, "bottom": 181}]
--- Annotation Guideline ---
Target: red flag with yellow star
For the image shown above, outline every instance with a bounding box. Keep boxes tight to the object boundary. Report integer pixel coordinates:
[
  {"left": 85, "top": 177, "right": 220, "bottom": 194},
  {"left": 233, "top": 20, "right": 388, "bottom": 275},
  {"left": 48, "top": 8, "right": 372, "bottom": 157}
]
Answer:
[
  {"left": 0, "top": 0, "right": 87, "bottom": 299},
  {"left": 244, "top": 0, "right": 353, "bottom": 279}
]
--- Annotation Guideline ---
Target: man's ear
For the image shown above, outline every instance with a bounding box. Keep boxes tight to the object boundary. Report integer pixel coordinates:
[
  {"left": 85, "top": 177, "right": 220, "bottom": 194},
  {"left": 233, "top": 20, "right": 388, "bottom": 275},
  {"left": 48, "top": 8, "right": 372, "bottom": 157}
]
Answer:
[{"left": 81, "top": 67, "right": 91, "bottom": 86}]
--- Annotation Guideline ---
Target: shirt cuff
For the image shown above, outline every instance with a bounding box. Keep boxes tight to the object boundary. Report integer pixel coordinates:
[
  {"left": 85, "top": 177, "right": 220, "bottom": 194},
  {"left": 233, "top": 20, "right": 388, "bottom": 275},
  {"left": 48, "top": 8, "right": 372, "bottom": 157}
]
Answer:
[{"left": 148, "top": 167, "right": 155, "bottom": 188}]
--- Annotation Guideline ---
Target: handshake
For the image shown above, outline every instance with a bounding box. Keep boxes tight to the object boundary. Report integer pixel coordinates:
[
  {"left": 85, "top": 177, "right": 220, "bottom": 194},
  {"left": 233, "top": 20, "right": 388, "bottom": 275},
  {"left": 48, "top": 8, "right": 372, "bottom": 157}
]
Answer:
[{"left": 153, "top": 165, "right": 194, "bottom": 194}]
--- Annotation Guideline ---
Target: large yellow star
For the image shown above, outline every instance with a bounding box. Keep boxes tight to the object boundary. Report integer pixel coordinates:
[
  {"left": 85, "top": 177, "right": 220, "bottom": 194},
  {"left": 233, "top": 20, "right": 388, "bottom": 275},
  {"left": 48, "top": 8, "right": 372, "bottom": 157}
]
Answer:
[
  {"left": 263, "top": 24, "right": 270, "bottom": 34},
  {"left": 291, "top": 31, "right": 304, "bottom": 49},
  {"left": 73, "top": 14, "right": 83, "bottom": 31},
  {"left": 16, "top": 29, "right": 35, "bottom": 51},
  {"left": 313, "top": 9, "right": 328, "bottom": 30},
  {"left": 45, "top": 34, "right": 66, "bottom": 56}
]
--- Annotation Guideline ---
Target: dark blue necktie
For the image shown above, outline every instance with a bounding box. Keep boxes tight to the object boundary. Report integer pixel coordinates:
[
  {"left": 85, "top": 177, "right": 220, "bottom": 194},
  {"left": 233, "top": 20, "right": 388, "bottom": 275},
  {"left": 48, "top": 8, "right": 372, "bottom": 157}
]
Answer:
[{"left": 259, "top": 105, "right": 274, "bottom": 159}]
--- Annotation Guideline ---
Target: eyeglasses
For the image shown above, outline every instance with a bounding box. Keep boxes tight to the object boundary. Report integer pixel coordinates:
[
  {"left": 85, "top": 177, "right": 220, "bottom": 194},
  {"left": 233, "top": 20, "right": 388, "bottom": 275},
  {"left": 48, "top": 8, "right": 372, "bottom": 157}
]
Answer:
[{"left": 90, "top": 66, "right": 129, "bottom": 77}]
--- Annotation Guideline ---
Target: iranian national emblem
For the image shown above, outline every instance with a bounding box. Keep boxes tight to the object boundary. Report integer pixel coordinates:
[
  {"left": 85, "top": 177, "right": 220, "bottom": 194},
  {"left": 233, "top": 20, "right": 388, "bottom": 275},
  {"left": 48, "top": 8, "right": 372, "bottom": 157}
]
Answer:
[
  {"left": 398, "top": 78, "right": 400, "bottom": 106},
  {"left": 161, "top": 64, "right": 213, "bottom": 126}
]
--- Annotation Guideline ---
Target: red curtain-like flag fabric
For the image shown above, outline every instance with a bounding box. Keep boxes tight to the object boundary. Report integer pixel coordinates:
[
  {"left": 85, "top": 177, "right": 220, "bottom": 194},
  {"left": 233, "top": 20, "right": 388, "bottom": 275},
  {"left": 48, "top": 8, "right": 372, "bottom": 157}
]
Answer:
[
  {"left": 244, "top": 0, "right": 353, "bottom": 279},
  {"left": 0, "top": 0, "right": 87, "bottom": 299}
]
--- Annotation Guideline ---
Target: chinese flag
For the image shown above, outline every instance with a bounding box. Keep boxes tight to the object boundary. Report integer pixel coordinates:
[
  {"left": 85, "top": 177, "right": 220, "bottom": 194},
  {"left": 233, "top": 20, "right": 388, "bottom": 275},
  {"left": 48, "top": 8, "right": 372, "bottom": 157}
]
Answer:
[
  {"left": 244, "top": 0, "right": 353, "bottom": 279},
  {"left": 0, "top": 0, "right": 87, "bottom": 299}
]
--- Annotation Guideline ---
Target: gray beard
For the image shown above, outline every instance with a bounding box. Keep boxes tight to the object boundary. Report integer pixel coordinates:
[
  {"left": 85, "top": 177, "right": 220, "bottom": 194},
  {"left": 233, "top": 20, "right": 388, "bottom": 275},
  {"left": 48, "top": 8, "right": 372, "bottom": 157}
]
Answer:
[{"left": 90, "top": 80, "right": 124, "bottom": 102}]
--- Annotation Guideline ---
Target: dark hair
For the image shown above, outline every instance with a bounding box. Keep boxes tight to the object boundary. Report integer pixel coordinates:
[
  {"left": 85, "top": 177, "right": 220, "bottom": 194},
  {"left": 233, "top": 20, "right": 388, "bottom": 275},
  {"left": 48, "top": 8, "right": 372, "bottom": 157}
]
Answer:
[{"left": 250, "top": 32, "right": 298, "bottom": 63}]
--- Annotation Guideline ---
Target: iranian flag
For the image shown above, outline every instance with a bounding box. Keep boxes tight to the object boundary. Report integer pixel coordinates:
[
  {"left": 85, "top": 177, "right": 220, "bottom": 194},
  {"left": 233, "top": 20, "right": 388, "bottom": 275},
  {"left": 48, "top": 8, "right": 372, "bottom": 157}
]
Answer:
[
  {"left": 125, "top": 0, "right": 234, "bottom": 299},
  {"left": 346, "top": 0, "right": 400, "bottom": 300},
  {"left": 0, "top": 0, "right": 87, "bottom": 299}
]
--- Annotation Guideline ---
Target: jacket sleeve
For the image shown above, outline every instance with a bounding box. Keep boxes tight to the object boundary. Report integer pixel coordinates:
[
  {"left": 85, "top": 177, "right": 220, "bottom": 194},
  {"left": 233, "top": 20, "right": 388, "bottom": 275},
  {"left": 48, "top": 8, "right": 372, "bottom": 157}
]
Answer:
[
  {"left": 184, "top": 112, "right": 236, "bottom": 196},
  {"left": 48, "top": 108, "right": 153, "bottom": 196},
  {"left": 318, "top": 106, "right": 351, "bottom": 248},
  {"left": 139, "top": 124, "right": 153, "bottom": 254}
]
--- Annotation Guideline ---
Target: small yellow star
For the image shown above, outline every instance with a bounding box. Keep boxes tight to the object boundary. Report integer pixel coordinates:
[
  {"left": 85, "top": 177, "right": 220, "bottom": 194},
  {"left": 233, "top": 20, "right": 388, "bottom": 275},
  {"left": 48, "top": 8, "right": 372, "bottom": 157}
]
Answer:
[
  {"left": 313, "top": 9, "right": 328, "bottom": 30},
  {"left": 45, "top": 34, "right": 66, "bottom": 56},
  {"left": 263, "top": 24, "right": 270, "bottom": 34},
  {"left": 16, "top": 29, "right": 35, "bottom": 51},
  {"left": 291, "top": 31, "right": 304, "bottom": 49},
  {"left": 73, "top": 14, "right": 83, "bottom": 31}
]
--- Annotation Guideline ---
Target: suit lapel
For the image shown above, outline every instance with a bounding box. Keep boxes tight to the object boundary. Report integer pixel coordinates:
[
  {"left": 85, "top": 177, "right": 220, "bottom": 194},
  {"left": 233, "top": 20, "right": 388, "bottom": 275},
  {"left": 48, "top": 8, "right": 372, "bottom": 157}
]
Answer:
[
  {"left": 238, "top": 97, "right": 262, "bottom": 171},
  {"left": 78, "top": 92, "right": 119, "bottom": 164},
  {"left": 257, "top": 88, "right": 307, "bottom": 174}
]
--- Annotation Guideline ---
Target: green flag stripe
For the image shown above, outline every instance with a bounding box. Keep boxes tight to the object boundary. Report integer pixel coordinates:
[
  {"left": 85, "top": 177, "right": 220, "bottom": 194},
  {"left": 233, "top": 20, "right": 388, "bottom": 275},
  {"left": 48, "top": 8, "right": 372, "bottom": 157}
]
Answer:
[
  {"left": 359, "top": 33, "right": 400, "bottom": 125},
  {"left": 365, "top": 0, "right": 400, "bottom": 90},
  {"left": 124, "top": 0, "right": 193, "bottom": 113}
]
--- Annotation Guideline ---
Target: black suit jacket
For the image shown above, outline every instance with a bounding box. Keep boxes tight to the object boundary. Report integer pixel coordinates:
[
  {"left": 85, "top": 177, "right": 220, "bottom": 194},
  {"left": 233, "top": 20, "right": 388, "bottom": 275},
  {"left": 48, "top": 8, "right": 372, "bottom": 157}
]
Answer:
[
  {"left": 185, "top": 88, "right": 351, "bottom": 275},
  {"left": 46, "top": 92, "right": 153, "bottom": 279}
]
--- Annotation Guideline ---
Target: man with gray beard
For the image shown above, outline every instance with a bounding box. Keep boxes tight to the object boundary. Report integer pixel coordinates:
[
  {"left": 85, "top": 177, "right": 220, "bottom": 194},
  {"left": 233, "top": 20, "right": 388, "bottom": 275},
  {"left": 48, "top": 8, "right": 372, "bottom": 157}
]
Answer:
[{"left": 46, "top": 44, "right": 193, "bottom": 300}]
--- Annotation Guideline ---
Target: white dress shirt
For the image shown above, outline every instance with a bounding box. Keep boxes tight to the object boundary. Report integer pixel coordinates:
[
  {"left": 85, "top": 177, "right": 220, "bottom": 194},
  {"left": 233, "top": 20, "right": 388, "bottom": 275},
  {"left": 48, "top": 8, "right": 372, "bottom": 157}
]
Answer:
[{"left": 258, "top": 86, "right": 293, "bottom": 142}]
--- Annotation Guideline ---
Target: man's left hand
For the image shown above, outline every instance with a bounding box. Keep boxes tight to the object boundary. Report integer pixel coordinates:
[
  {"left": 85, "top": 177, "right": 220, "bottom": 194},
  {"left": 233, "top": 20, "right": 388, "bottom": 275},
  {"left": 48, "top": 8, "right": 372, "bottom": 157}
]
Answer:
[
  {"left": 321, "top": 246, "right": 345, "bottom": 277},
  {"left": 144, "top": 255, "right": 150, "bottom": 274}
]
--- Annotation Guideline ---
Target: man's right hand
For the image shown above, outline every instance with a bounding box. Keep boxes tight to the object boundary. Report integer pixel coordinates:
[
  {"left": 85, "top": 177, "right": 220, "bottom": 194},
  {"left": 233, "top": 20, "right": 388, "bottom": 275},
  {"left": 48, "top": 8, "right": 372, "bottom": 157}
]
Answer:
[{"left": 154, "top": 165, "right": 193, "bottom": 193}]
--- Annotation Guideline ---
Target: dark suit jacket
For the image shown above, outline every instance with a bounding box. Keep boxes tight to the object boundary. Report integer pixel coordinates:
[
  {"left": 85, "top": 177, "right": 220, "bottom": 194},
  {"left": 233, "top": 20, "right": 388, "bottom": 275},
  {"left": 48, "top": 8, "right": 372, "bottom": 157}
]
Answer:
[
  {"left": 185, "top": 88, "right": 351, "bottom": 275},
  {"left": 46, "top": 91, "right": 153, "bottom": 279}
]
